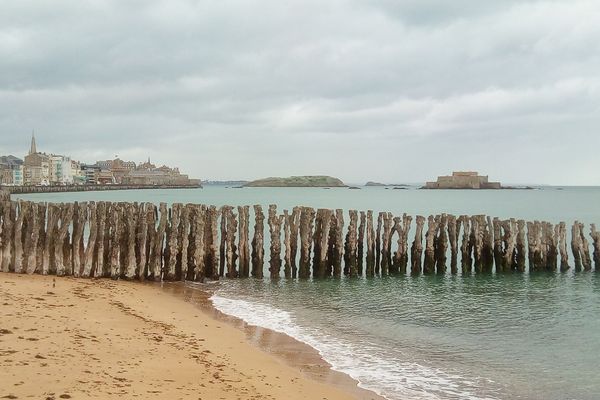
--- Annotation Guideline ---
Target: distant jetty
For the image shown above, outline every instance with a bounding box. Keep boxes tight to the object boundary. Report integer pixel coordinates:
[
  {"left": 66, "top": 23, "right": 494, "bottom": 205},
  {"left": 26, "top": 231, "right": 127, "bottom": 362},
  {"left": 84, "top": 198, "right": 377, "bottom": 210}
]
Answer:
[
  {"left": 422, "top": 171, "right": 502, "bottom": 189},
  {"left": 245, "top": 176, "right": 346, "bottom": 187}
]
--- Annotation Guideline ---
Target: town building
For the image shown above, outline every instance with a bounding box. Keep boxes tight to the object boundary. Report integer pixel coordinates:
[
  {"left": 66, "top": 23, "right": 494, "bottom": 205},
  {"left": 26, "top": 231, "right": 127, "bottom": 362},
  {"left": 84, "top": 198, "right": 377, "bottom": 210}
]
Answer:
[
  {"left": 23, "top": 135, "right": 50, "bottom": 186},
  {"left": 424, "top": 171, "right": 502, "bottom": 189},
  {"left": 0, "top": 155, "right": 23, "bottom": 186}
]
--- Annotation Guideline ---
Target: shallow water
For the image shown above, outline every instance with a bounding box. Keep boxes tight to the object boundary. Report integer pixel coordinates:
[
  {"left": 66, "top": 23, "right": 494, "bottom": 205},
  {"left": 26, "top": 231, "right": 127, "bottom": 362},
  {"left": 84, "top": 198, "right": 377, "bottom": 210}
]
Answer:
[{"left": 15, "top": 185, "right": 600, "bottom": 399}]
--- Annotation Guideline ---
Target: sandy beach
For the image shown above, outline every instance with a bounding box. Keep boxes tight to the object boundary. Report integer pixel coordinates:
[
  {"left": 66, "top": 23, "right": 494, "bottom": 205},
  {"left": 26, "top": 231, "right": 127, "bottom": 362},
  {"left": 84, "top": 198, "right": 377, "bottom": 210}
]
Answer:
[{"left": 0, "top": 273, "right": 379, "bottom": 400}]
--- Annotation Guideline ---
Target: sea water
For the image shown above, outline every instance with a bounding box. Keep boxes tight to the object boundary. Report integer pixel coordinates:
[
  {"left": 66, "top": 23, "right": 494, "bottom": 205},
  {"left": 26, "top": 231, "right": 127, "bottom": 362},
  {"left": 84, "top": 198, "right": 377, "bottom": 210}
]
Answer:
[{"left": 15, "top": 185, "right": 600, "bottom": 400}]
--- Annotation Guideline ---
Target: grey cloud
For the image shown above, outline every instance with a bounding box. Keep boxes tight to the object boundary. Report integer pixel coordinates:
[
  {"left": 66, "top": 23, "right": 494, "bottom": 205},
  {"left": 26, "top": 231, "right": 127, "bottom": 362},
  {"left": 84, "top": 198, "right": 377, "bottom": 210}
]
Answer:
[{"left": 1, "top": 0, "right": 600, "bottom": 184}]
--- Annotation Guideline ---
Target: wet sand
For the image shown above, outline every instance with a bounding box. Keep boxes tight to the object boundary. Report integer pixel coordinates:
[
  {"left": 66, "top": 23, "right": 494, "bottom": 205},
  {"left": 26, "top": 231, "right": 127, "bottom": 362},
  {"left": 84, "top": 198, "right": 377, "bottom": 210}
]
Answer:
[{"left": 0, "top": 273, "right": 382, "bottom": 400}]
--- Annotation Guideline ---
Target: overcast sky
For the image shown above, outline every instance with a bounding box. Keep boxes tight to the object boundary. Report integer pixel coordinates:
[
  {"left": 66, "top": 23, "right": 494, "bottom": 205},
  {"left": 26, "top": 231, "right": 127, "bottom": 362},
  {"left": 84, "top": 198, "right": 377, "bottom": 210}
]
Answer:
[{"left": 1, "top": 0, "right": 599, "bottom": 184}]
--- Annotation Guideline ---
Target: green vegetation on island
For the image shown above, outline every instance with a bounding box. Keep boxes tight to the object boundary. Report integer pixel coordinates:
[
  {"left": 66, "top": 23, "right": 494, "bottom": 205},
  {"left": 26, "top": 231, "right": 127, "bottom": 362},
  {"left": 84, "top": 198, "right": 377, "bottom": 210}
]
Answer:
[{"left": 244, "top": 175, "right": 346, "bottom": 187}]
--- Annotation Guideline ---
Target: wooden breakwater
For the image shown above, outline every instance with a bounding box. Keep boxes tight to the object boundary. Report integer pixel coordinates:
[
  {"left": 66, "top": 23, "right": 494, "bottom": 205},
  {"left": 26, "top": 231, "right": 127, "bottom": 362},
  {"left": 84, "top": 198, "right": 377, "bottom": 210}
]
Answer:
[
  {"left": 2, "top": 183, "right": 202, "bottom": 195},
  {"left": 0, "top": 197, "right": 599, "bottom": 281}
]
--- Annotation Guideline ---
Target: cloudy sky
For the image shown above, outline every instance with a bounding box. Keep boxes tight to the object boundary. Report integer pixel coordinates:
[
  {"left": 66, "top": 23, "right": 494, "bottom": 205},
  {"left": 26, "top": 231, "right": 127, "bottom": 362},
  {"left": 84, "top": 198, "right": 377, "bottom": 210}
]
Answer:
[{"left": 1, "top": 0, "right": 599, "bottom": 184}]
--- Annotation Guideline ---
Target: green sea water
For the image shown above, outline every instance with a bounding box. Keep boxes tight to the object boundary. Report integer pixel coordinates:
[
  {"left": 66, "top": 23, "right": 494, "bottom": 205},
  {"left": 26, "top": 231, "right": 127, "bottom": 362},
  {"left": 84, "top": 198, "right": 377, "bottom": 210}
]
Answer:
[{"left": 15, "top": 185, "right": 600, "bottom": 400}]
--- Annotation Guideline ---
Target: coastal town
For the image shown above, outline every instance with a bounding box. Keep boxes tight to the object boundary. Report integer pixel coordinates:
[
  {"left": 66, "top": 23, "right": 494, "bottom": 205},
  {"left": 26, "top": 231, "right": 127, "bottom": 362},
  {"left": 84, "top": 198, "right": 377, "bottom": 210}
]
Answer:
[{"left": 0, "top": 135, "right": 200, "bottom": 187}]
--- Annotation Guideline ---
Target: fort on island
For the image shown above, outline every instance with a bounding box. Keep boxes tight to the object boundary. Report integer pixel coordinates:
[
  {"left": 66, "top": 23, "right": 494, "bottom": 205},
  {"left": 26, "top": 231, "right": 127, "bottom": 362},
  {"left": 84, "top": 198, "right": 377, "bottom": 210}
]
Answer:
[{"left": 424, "top": 171, "right": 502, "bottom": 189}]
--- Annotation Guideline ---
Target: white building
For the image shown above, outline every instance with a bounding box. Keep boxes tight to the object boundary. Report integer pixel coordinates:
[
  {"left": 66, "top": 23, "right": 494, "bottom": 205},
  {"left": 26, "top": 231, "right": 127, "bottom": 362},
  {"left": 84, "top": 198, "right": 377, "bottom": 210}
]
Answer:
[{"left": 49, "top": 155, "right": 74, "bottom": 185}]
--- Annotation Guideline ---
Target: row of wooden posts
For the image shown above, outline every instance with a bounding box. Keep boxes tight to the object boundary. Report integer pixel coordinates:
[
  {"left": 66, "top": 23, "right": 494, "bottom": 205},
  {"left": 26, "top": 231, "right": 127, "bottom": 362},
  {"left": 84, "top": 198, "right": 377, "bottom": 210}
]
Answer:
[{"left": 1, "top": 199, "right": 600, "bottom": 281}]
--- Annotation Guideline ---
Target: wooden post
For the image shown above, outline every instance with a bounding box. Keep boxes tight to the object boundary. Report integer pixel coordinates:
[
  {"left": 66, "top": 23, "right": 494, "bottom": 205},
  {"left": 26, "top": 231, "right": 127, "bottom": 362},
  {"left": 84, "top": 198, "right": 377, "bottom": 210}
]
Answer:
[
  {"left": 225, "top": 206, "right": 238, "bottom": 278},
  {"left": 25, "top": 202, "right": 40, "bottom": 274},
  {"left": 318, "top": 209, "right": 332, "bottom": 278},
  {"left": 238, "top": 205, "right": 250, "bottom": 278},
  {"left": 44, "top": 203, "right": 60, "bottom": 275},
  {"left": 1, "top": 202, "right": 16, "bottom": 273},
  {"left": 435, "top": 214, "right": 448, "bottom": 274},
  {"left": 283, "top": 209, "right": 292, "bottom": 278},
  {"left": 289, "top": 207, "right": 300, "bottom": 278},
  {"left": 179, "top": 204, "right": 192, "bottom": 280},
  {"left": 95, "top": 202, "right": 107, "bottom": 277},
  {"left": 298, "top": 207, "right": 315, "bottom": 278},
  {"left": 55, "top": 203, "right": 73, "bottom": 276},
  {"left": 268, "top": 205, "right": 284, "bottom": 279},
  {"left": 125, "top": 203, "right": 138, "bottom": 279},
  {"left": 72, "top": 202, "right": 87, "bottom": 277},
  {"left": 365, "top": 210, "right": 375, "bottom": 276},
  {"left": 515, "top": 220, "right": 526, "bottom": 272},
  {"left": 165, "top": 203, "right": 181, "bottom": 280},
  {"left": 13, "top": 201, "right": 26, "bottom": 273},
  {"left": 251, "top": 205, "right": 265, "bottom": 278},
  {"left": 423, "top": 215, "right": 437, "bottom": 275},
  {"left": 357, "top": 211, "right": 366, "bottom": 275},
  {"left": 391, "top": 214, "right": 412, "bottom": 274},
  {"left": 191, "top": 205, "right": 206, "bottom": 281},
  {"left": 332, "top": 209, "right": 344, "bottom": 277},
  {"left": 410, "top": 216, "right": 425, "bottom": 275},
  {"left": 459, "top": 216, "right": 471, "bottom": 274},
  {"left": 344, "top": 210, "right": 359, "bottom": 277},
  {"left": 558, "top": 221, "right": 569, "bottom": 271},
  {"left": 448, "top": 215, "right": 458, "bottom": 274},
  {"left": 590, "top": 224, "right": 600, "bottom": 271},
  {"left": 380, "top": 212, "right": 392, "bottom": 275},
  {"left": 108, "top": 203, "right": 122, "bottom": 279},
  {"left": 376, "top": 212, "right": 383, "bottom": 274}
]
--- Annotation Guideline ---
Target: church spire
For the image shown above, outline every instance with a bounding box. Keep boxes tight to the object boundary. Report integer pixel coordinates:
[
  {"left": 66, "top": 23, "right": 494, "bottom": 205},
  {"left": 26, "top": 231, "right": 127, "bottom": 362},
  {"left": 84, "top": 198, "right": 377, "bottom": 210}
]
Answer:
[{"left": 29, "top": 131, "right": 37, "bottom": 154}]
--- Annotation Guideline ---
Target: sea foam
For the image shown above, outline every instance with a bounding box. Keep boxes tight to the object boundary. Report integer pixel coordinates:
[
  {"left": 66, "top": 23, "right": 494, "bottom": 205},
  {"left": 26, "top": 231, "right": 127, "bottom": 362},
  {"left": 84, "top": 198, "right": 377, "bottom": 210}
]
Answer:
[{"left": 210, "top": 293, "right": 500, "bottom": 400}]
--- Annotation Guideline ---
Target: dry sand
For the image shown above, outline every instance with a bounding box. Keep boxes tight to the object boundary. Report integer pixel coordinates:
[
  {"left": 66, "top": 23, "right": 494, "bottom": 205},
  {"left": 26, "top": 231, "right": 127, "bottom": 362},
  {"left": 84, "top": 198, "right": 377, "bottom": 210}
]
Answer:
[{"left": 0, "top": 273, "right": 380, "bottom": 400}]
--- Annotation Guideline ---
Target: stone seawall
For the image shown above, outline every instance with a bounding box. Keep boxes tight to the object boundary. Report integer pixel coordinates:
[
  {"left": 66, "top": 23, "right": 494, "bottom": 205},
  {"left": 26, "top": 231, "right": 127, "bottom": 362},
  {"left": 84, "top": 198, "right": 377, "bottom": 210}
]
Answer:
[
  {"left": 0, "top": 198, "right": 599, "bottom": 281},
  {"left": 1, "top": 184, "right": 201, "bottom": 195}
]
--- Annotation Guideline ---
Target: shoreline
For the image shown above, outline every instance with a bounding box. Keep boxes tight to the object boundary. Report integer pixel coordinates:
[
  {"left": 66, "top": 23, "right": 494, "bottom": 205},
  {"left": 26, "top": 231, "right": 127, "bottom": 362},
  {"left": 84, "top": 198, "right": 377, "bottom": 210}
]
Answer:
[
  {"left": 157, "top": 281, "right": 386, "bottom": 400},
  {"left": 0, "top": 273, "right": 383, "bottom": 400}
]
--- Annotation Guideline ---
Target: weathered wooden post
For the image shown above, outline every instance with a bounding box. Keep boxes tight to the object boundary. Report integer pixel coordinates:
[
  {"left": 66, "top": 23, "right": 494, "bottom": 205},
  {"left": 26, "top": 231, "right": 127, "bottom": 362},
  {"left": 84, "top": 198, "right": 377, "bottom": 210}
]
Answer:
[
  {"left": 380, "top": 212, "right": 393, "bottom": 274},
  {"left": 190, "top": 205, "right": 206, "bottom": 281},
  {"left": 435, "top": 214, "right": 448, "bottom": 274},
  {"left": 332, "top": 209, "right": 344, "bottom": 277},
  {"left": 481, "top": 216, "right": 494, "bottom": 272},
  {"left": 515, "top": 220, "right": 526, "bottom": 272},
  {"left": 365, "top": 210, "right": 375, "bottom": 276},
  {"left": 423, "top": 215, "right": 437, "bottom": 274},
  {"left": 590, "top": 224, "right": 600, "bottom": 271},
  {"left": 108, "top": 203, "right": 123, "bottom": 278},
  {"left": 411, "top": 216, "right": 425, "bottom": 275},
  {"left": 95, "top": 202, "right": 107, "bottom": 277},
  {"left": 1, "top": 201, "right": 16, "bottom": 273},
  {"left": 545, "top": 222, "right": 558, "bottom": 271},
  {"left": 150, "top": 203, "right": 167, "bottom": 280},
  {"left": 208, "top": 205, "right": 220, "bottom": 279},
  {"left": 500, "top": 219, "right": 516, "bottom": 272},
  {"left": 448, "top": 215, "right": 459, "bottom": 274},
  {"left": 492, "top": 218, "right": 503, "bottom": 271},
  {"left": 357, "top": 211, "right": 366, "bottom": 275},
  {"left": 218, "top": 206, "right": 227, "bottom": 277},
  {"left": 13, "top": 201, "right": 26, "bottom": 273},
  {"left": 391, "top": 214, "right": 412, "bottom": 274},
  {"left": 283, "top": 209, "right": 292, "bottom": 278},
  {"left": 251, "top": 205, "right": 265, "bottom": 278},
  {"left": 25, "top": 202, "right": 40, "bottom": 274},
  {"left": 558, "top": 221, "right": 569, "bottom": 271},
  {"left": 344, "top": 210, "right": 359, "bottom": 277},
  {"left": 124, "top": 203, "right": 138, "bottom": 279},
  {"left": 376, "top": 212, "right": 383, "bottom": 273},
  {"left": 225, "top": 206, "right": 238, "bottom": 278},
  {"left": 298, "top": 207, "right": 315, "bottom": 278},
  {"left": 319, "top": 209, "right": 333, "bottom": 278},
  {"left": 289, "top": 207, "right": 300, "bottom": 278},
  {"left": 178, "top": 205, "right": 191, "bottom": 280},
  {"left": 459, "top": 216, "right": 472, "bottom": 274},
  {"left": 55, "top": 203, "right": 73, "bottom": 276},
  {"left": 72, "top": 202, "right": 87, "bottom": 277},
  {"left": 268, "top": 205, "right": 284, "bottom": 279},
  {"left": 472, "top": 216, "right": 485, "bottom": 273},
  {"left": 238, "top": 205, "right": 250, "bottom": 278},
  {"left": 165, "top": 203, "right": 181, "bottom": 280}
]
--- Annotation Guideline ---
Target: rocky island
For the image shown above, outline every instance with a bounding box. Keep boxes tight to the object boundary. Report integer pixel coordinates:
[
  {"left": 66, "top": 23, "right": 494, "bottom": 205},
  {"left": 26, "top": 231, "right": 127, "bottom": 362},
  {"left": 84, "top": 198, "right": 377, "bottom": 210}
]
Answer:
[{"left": 244, "top": 175, "right": 346, "bottom": 187}]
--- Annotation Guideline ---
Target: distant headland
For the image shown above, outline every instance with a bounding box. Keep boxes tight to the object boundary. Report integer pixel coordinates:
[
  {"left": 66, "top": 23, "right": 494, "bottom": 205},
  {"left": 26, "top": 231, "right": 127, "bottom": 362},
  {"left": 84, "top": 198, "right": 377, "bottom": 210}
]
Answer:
[{"left": 244, "top": 175, "right": 346, "bottom": 187}]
